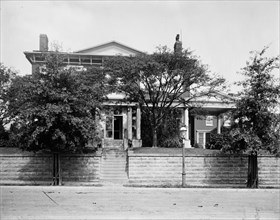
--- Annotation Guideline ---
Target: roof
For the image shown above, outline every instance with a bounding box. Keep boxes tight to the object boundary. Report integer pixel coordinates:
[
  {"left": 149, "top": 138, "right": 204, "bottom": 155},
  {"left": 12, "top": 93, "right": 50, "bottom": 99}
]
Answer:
[
  {"left": 24, "top": 41, "right": 144, "bottom": 65},
  {"left": 74, "top": 41, "right": 144, "bottom": 56}
]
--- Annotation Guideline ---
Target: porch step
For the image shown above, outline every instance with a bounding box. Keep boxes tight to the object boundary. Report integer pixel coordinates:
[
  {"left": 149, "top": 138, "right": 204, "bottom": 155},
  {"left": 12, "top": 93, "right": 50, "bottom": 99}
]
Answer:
[
  {"left": 101, "top": 149, "right": 128, "bottom": 183},
  {"left": 103, "top": 139, "right": 124, "bottom": 149}
]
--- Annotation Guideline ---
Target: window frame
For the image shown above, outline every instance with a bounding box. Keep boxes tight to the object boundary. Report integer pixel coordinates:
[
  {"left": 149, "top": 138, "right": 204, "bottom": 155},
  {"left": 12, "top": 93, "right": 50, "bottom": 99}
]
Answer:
[{"left": 205, "top": 116, "right": 214, "bottom": 126}]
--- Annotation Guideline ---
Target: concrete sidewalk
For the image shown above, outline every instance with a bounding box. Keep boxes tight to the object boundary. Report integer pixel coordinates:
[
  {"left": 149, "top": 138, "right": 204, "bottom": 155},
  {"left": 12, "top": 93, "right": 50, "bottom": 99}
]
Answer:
[{"left": 1, "top": 185, "right": 280, "bottom": 219}]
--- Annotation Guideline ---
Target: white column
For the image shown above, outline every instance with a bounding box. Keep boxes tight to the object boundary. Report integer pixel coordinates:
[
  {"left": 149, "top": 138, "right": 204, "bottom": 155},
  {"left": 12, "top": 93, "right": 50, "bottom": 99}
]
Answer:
[
  {"left": 184, "top": 108, "right": 191, "bottom": 148},
  {"left": 217, "top": 115, "right": 222, "bottom": 134},
  {"left": 127, "top": 107, "right": 132, "bottom": 140},
  {"left": 136, "top": 106, "right": 141, "bottom": 140}
]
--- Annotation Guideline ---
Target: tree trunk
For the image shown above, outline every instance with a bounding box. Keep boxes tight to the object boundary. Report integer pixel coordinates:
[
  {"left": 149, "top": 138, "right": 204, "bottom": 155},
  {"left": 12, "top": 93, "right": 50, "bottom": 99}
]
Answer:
[
  {"left": 52, "top": 153, "right": 62, "bottom": 185},
  {"left": 152, "top": 128, "right": 158, "bottom": 148},
  {"left": 247, "top": 154, "right": 258, "bottom": 188}
]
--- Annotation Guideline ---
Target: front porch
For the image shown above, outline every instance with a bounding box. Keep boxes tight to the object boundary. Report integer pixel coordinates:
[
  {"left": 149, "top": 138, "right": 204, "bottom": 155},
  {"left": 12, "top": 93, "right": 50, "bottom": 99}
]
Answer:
[{"left": 99, "top": 105, "right": 142, "bottom": 150}]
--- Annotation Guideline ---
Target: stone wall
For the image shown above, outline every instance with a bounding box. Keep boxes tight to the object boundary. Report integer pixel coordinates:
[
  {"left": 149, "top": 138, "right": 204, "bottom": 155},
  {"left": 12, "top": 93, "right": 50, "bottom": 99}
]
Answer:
[
  {"left": 60, "top": 154, "right": 101, "bottom": 185},
  {"left": 0, "top": 148, "right": 101, "bottom": 185},
  {"left": 128, "top": 151, "right": 248, "bottom": 187},
  {"left": 1, "top": 148, "right": 279, "bottom": 188},
  {"left": 128, "top": 149, "right": 280, "bottom": 188},
  {"left": 0, "top": 150, "right": 52, "bottom": 185},
  {"left": 258, "top": 156, "right": 280, "bottom": 188}
]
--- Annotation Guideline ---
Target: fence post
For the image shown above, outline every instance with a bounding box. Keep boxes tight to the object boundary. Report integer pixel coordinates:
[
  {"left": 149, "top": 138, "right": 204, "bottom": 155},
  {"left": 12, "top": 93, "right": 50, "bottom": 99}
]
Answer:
[
  {"left": 52, "top": 152, "right": 61, "bottom": 186},
  {"left": 247, "top": 154, "right": 258, "bottom": 188}
]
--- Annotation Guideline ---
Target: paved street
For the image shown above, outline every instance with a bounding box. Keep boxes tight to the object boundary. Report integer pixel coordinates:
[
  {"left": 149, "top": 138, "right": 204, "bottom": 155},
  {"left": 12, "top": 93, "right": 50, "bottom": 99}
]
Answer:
[{"left": 1, "top": 185, "right": 279, "bottom": 220}]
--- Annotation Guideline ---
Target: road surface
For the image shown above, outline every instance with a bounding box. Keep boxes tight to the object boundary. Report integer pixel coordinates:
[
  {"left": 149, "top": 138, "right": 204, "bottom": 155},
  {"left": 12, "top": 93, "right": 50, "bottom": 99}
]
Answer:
[{"left": 1, "top": 185, "right": 279, "bottom": 219}]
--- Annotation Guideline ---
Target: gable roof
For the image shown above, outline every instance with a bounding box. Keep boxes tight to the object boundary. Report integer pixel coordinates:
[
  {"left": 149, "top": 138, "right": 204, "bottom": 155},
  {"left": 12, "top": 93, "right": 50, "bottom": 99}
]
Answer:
[
  {"left": 74, "top": 41, "right": 144, "bottom": 56},
  {"left": 189, "top": 91, "right": 236, "bottom": 102}
]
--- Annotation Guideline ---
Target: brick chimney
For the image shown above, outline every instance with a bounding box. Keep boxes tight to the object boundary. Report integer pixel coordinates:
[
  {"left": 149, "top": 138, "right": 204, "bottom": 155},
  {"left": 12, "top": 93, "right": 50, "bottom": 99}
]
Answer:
[{"left": 39, "top": 34, "right": 48, "bottom": 51}]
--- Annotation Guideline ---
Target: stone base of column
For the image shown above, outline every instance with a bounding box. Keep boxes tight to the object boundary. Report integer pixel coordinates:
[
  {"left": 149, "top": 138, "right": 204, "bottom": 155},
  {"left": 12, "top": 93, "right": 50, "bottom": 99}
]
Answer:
[
  {"left": 184, "top": 139, "right": 192, "bottom": 148},
  {"left": 132, "top": 139, "right": 142, "bottom": 148}
]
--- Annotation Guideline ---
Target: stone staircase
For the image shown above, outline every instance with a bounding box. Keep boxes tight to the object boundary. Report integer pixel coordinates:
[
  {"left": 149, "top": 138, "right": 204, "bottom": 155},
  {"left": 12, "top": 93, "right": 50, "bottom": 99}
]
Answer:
[{"left": 100, "top": 148, "right": 128, "bottom": 184}]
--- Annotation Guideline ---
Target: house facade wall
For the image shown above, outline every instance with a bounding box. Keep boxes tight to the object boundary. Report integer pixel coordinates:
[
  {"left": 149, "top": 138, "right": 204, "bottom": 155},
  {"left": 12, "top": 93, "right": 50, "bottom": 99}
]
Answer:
[
  {"left": 193, "top": 115, "right": 221, "bottom": 148},
  {"left": 194, "top": 115, "right": 218, "bottom": 131}
]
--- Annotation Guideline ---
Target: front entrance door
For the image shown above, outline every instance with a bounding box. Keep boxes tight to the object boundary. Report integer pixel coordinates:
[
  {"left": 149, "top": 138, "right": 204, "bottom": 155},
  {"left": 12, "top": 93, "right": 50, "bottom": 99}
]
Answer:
[
  {"left": 105, "top": 115, "right": 123, "bottom": 140},
  {"left": 113, "top": 116, "right": 123, "bottom": 140},
  {"left": 104, "top": 108, "right": 124, "bottom": 149}
]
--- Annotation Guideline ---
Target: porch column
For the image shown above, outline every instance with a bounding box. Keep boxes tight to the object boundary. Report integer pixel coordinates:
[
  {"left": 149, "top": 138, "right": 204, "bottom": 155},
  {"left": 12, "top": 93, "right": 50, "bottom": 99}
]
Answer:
[
  {"left": 184, "top": 108, "right": 191, "bottom": 148},
  {"left": 136, "top": 106, "right": 141, "bottom": 140},
  {"left": 217, "top": 115, "right": 222, "bottom": 134},
  {"left": 127, "top": 107, "right": 132, "bottom": 140}
]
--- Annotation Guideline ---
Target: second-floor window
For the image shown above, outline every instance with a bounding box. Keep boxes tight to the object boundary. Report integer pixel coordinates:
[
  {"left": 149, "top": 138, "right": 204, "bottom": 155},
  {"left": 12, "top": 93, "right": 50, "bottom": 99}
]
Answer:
[{"left": 205, "top": 116, "right": 213, "bottom": 126}]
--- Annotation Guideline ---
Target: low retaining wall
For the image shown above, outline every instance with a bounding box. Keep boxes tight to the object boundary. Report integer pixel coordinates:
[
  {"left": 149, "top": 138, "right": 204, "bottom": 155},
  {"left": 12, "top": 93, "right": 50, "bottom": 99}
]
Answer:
[
  {"left": 128, "top": 151, "right": 248, "bottom": 187},
  {"left": 1, "top": 148, "right": 279, "bottom": 188},
  {"left": 61, "top": 154, "right": 101, "bottom": 185},
  {"left": 258, "top": 156, "right": 280, "bottom": 188},
  {"left": 128, "top": 149, "right": 280, "bottom": 188},
  {"left": 0, "top": 148, "right": 101, "bottom": 185},
  {"left": 0, "top": 153, "right": 52, "bottom": 185}
]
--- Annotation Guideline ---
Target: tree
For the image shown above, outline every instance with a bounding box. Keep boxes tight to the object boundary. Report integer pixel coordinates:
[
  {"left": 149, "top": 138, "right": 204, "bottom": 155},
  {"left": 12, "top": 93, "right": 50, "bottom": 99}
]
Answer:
[
  {"left": 104, "top": 46, "right": 225, "bottom": 147},
  {"left": 4, "top": 53, "right": 108, "bottom": 185},
  {"left": 0, "top": 63, "right": 16, "bottom": 146},
  {"left": 209, "top": 47, "right": 280, "bottom": 188},
  {"left": 5, "top": 53, "right": 107, "bottom": 153},
  {"left": 230, "top": 47, "right": 279, "bottom": 154},
  {"left": 1, "top": 63, "right": 16, "bottom": 122},
  {"left": 233, "top": 47, "right": 280, "bottom": 188}
]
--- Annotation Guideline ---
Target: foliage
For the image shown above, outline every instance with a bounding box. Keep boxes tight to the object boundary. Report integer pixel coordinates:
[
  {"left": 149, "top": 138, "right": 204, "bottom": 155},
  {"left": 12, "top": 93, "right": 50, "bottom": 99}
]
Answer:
[
  {"left": 207, "top": 127, "right": 232, "bottom": 150},
  {"left": 0, "top": 122, "right": 9, "bottom": 147},
  {"left": 104, "top": 46, "right": 225, "bottom": 147},
  {"left": 0, "top": 63, "right": 16, "bottom": 95},
  {"left": 0, "top": 64, "right": 17, "bottom": 147},
  {"left": 0, "top": 63, "right": 16, "bottom": 124},
  {"left": 157, "top": 109, "right": 182, "bottom": 148},
  {"left": 214, "top": 47, "right": 280, "bottom": 155},
  {"left": 141, "top": 108, "right": 182, "bottom": 147},
  {"left": 4, "top": 53, "right": 107, "bottom": 153}
]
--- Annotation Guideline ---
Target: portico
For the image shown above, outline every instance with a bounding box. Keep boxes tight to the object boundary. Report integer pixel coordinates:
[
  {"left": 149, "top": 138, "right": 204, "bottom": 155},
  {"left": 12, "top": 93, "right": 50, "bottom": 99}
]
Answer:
[{"left": 100, "top": 101, "right": 142, "bottom": 149}]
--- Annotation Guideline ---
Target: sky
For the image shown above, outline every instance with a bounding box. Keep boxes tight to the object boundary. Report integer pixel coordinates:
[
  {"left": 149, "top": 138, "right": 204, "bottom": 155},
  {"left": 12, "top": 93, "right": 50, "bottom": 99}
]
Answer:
[{"left": 1, "top": 0, "right": 279, "bottom": 92}]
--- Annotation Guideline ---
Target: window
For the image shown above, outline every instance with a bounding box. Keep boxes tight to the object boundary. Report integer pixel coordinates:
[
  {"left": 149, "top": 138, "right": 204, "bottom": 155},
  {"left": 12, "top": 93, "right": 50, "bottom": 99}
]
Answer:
[
  {"left": 206, "top": 116, "right": 213, "bottom": 126},
  {"left": 105, "top": 116, "right": 113, "bottom": 138},
  {"left": 223, "top": 115, "right": 231, "bottom": 127},
  {"left": 196, "top": 130, "right": 211, "bottom": 148},
  {"left": 35, "top": 56, "right": 45, "bottom": 62},
  {"left": 81, "top": 58, "right": 91, "bottom": 64},
  {"left": 198, "top": 132, "right": 204, "bottom": 147},
  {"left": 69, "top": 58, "right": 79, "bottom": 63},
  {"left": 91, "top": 57, "right": 102, "bottom": 65},
  {"left": 132, "top": 108, "right": 137, "bottom": 139},
  {"left": 39, "top": 65, "right": 46, "bottom": 74}
]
